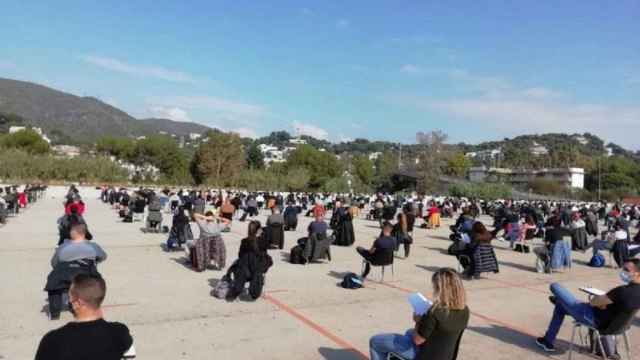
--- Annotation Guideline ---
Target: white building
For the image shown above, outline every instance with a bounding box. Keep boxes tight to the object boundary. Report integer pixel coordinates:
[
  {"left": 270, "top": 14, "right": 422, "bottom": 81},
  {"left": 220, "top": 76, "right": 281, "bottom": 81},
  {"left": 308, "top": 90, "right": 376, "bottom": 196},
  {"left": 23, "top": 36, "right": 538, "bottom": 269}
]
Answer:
[
  {"left": 289, "top": 137, "right": 307, "bottom": 145},
  {"left": 465, "top": 149, "right": 501, "bottom": 160},
  {"left": 189, "top": 133, "right": 202, "bottom": 141},
  {"left": 52, "top": 145, "right": 81, "bottom": 158},
  {"left": 368, "top": 152, "right": 382, "bottom": 161},
  {"left": 469, "top": 166, "right": 585, "bottom": 189},
  {"left": 573, "top": 135, "right": 589, "bottom": 145},
  {"left": 530, "top": 142, "right": 549, "bottom": 156}
]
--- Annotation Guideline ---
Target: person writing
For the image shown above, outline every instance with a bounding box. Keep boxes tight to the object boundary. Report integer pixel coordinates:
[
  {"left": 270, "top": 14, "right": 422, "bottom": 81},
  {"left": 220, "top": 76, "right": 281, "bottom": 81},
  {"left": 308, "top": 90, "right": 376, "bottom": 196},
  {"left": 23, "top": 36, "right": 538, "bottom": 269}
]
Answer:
[
  {"left": 369, "top": 268, "right": 470, "bottom": 360},
  {"left": 536, "top": 258, "right": 640, "bottom": 352},
  {"left": 36, "top": 274, "right": 135, "bottom": 360}
]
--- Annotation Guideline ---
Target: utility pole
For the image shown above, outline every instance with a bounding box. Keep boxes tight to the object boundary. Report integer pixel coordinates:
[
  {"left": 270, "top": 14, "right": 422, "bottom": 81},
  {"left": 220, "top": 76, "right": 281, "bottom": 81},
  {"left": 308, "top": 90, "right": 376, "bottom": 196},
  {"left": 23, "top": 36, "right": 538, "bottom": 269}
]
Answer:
[{"left": 598, "top": 156, "right": 601, "bottom": 202}]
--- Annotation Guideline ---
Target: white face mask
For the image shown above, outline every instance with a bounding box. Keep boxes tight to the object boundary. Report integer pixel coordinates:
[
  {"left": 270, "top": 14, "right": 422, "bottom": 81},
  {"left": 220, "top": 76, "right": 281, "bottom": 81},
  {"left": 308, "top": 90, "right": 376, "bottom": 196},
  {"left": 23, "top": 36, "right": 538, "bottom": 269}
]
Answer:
[{"left": 619, "top": 271, "right": 632, "bottom": 284}]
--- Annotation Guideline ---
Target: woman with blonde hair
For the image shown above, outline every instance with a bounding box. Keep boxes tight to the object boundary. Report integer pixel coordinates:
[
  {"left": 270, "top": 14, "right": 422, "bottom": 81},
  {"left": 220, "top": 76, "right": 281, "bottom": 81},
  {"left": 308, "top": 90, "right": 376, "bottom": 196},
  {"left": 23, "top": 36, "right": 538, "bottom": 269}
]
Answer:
[{"left": 369, "top": 268, "right": 470, "bottom": 360}]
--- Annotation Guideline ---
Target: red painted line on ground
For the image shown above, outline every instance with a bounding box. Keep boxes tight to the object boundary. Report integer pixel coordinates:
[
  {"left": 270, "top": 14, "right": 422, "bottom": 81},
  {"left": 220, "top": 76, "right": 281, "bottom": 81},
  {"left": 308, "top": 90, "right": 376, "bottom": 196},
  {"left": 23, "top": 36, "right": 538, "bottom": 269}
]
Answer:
[
  {"left": 263, "top": 294, "right": 369, "bottom": 360},
  {"left": 265, "top": 289, "right": 289, "bottom": 294}
]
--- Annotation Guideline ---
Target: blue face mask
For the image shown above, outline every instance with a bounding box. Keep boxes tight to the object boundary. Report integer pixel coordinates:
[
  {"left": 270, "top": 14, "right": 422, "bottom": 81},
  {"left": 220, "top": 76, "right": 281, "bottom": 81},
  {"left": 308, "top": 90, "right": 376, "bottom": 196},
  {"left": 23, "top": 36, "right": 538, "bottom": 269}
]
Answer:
[{"left": 619, "top": 271, "right": 632, "bottom": 284}]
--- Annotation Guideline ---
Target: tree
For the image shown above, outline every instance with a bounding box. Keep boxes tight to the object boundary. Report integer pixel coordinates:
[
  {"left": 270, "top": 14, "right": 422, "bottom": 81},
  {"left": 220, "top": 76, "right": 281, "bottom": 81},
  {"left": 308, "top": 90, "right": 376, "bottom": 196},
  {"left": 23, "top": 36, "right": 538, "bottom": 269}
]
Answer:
[
  {"left": 246, "top": 142, "right": 265, "bottom": 169},
  {"left": 374, "top": 151, "right": 399, "bottom": 189},
  {"left": 285, "top": 168, "right": 311, "bottom": 191},
  {"left": 286, "top": 144, "right": 342, "bottom": 188},
  {"left": 95, "top": 136, "right": 135, "bottom": 159},
  {"left": 352, "top": 154, "right": 374, "bottom": 188},
  {"left": 0, "top": 129, "right": 50, "bottom": 154},
  {"left": 416, "top": 130, "right": 448, "bottom": 192},
  {"left": 445, "top": 152, "right": 471, "bottom": 177},
  {"left": 131, "top": 136, "right": 190, "bottom": 182},
  {"left": 191, "top": 130, "right": 245, "bottom": 186}
]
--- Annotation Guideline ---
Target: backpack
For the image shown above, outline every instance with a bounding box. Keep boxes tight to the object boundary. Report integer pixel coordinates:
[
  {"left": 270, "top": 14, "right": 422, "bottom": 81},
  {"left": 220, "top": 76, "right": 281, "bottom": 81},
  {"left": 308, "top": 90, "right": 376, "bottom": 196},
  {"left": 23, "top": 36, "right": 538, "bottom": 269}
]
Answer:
[
  {"left": 290, "top": 245, "right": 306, "bottom": 265},
  {"left": 341, "top": 272, "right": 363, "bottom": 289},
  {"left": 213, "top": 275, "right": 231, "bottom": 299},
  {"left": 588, "top": 253, "right": 605, "bottom": 268}
]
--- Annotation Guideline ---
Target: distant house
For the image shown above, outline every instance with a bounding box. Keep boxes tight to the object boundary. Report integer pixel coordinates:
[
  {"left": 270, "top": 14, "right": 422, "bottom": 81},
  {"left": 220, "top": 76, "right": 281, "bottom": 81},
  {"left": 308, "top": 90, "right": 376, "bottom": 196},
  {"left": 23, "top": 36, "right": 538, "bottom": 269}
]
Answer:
[
  {"left": 368, "top": 152, "right": 382, "bottom": 161},
  {"left": 469, "top": 166, "right": 585, "bottom": 189},
  {"left": 52, "top": 145, "right": 81, "bottom": 158},
  {"left": 189, "top": 133, "right": 202, "bottom": 141},
  {"left": 465, "top": 149, "right": 501, "bottom": 161},
  {"left": 289, "top": 137, "right": 307, "bottom": 145},
  {"left": 530, "top": 142, "right": 549, "bottom": 156},
  {"left": 573, "top": 135, "right": 589, "bottom": 145}
]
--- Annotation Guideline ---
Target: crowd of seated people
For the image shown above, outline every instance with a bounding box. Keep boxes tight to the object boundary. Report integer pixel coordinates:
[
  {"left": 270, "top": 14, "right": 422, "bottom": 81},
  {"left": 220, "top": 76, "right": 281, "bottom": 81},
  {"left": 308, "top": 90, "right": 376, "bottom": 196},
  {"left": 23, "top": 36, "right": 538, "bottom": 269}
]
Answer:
[
  {"left": 0, "top": 184, "right": 46, "bottom": 226},
  {"left": 31, "top": 184, "right": 640, "bottom": 360}
]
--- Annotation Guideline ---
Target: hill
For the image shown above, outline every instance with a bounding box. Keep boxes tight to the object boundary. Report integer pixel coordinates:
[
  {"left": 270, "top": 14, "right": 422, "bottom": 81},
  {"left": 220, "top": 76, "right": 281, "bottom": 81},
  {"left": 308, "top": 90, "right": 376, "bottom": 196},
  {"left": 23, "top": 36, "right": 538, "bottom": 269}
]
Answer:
[
  {"left": 138, "top": 118, "right": 211, "bottom": 137},
  {"left": 0, "top": 78, "right": 211, "bottom": 143}
]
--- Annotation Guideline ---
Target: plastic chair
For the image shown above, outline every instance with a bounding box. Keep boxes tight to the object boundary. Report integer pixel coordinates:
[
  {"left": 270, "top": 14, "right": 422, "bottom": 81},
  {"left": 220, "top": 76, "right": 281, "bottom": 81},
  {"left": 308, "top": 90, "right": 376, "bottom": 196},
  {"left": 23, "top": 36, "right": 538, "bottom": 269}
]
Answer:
[
  {"left": 362, "top": 248, "right": 394, "bottom": 282},
  {"left": 568, "top": 310, "right": 637, "bottom": 360}
]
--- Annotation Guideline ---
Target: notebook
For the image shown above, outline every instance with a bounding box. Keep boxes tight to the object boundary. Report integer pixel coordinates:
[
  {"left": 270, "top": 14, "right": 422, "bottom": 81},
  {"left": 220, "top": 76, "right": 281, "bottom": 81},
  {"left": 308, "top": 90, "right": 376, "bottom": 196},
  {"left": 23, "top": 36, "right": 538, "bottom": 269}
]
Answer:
[
  {"left": 579, "top": 287, "right": 606, "bottom": 296},
  {"left": 409, "top": 292, "right": 433, "bottom": 316}
]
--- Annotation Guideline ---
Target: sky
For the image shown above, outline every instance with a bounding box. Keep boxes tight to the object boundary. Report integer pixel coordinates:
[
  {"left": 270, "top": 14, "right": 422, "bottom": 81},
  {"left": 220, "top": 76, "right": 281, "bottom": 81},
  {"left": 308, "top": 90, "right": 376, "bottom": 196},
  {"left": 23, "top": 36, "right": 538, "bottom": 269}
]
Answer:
[{"left": 1, "top": 1, "right": 639, "bottom": 148}]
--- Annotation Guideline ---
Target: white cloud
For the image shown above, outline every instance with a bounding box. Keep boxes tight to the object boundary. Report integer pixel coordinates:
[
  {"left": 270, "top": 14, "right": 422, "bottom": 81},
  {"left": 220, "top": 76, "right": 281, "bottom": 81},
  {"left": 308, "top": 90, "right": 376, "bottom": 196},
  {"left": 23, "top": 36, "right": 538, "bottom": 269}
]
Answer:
[
  {"left": 81, "top": 55, "right": 195, "bottom": 83},
  {"left": 230, "top": 127, "right": 258, "bottom": 139},
  {"left": 292, "top": 121, "right": 329, "bottom": 140},
  {"left": 392, "top": 68, "right": 640, "bottom": 149},
  {"left": 148, "top": 106, "right": 192, "bottom": 122},
  {"left": 146, "top": 95, "right": 267, "bottom": 127},
  {"left": 401, "top": 64, "right": 424, "bottom": 75},
  {"left": 336, "top": 19, "right": 350, "bottom": 29}
]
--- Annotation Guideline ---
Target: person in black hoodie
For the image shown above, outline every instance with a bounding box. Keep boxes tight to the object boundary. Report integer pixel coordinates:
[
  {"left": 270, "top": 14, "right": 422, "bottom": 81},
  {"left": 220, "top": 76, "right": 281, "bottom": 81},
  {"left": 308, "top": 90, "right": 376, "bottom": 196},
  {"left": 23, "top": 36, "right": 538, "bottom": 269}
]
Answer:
[{"left": 225, "top": 220, "right": 273, "bottom": 301}]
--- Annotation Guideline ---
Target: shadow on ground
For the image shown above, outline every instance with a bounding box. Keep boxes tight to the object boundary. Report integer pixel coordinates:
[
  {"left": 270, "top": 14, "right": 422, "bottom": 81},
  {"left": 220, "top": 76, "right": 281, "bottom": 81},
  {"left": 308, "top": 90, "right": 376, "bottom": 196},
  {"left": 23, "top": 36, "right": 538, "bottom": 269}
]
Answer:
[
  {"left": 415, "top": 264, "right": 444, "bottom": 273},
  {"left": 318, "top": 347, "right": 366, "bottom": 360},
  {"left": 466, "top": 325, "right": 573, "bottom": 355},
  {"left": 422, "top": 246, "right": 450, "bottom": 255}
]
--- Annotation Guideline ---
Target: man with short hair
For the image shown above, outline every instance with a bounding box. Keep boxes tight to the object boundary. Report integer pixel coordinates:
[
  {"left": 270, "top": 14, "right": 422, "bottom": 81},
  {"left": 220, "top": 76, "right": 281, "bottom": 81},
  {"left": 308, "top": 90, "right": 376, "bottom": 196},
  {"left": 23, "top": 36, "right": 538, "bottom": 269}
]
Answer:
[
  {"left": 36, "top": 274, "right": 134, "bottom": 360},
  {"left": 536, "top": 258, "right": 640, "bottom": 352},
  {"left": 357, "top": 221, "right": 396, "bottom": 279},
  {"left": 47, "top": 223, "right": 107, "bottom": 319}
]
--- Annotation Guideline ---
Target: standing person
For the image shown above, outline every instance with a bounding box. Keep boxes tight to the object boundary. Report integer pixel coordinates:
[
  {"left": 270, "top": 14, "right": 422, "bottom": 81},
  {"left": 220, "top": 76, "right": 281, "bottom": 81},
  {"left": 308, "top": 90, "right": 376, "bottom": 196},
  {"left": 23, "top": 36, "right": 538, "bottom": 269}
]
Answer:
[
  {"left": 369, "top": 268, "right": 470, "bottom": 360},
  {"left": 36, "top": 274, "right": 134, "bottom": 360},
  {"left": 394, "top": 212, "right": 412, "bottom": 258},
  {"left": 331, "top": 201, "right": 355, "bottom": 246}
]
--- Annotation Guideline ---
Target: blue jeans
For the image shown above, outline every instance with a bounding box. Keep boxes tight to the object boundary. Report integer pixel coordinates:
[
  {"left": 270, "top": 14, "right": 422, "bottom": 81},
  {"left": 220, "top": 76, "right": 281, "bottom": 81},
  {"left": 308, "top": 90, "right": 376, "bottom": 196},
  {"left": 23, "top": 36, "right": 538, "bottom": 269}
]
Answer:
[
  {"left": 543, "top": 283, "right": 596, "bottom": 344},
  {"left": 370, "top": 329, "right": 417, "bottom": 360},
  {"left": 551, "top": 240, "right": 571, "bottom": 269}
]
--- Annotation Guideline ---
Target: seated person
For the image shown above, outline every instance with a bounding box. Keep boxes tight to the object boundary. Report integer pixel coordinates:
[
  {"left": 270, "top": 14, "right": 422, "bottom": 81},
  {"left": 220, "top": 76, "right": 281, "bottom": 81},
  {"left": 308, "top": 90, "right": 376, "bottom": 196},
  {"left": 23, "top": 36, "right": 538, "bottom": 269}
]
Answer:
[
  {"left": 308, "top": 213, "right": 328, "bottom": 238},
  {"left": 369, "top": 268, "right": 470, "bottom": 360},
  {"left": 534, "top": 216, "right": 572, "bottom": 272},
  {"left": 36, "top": 274, "right": 135, "bottom": 360},
  {"left": 226, "top": 221, "right": 273, "bottom": 301},
  {"left": 266, "top": 207, "right": 284, "bottom": 226},
  {"left": 58, "top": 208, "right": 93, "bottom": 245},
  {"left": 357, "top": 221, "right": 396, "bottom": 279},
  {"left": 536, "top": 258, "right": 640, "bottom": 352},
  {"left": 47, "top": 223, "right": 107, "bottom": 320},
  {"left": 283, "top": 203, "right": 298, "bottom": 231}
]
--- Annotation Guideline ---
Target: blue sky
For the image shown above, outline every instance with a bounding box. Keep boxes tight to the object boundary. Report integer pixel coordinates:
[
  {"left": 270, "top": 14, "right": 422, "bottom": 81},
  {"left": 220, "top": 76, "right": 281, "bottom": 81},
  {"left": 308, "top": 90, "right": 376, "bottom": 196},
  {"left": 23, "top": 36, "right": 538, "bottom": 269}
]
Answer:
[{"left": 1, "top": 1, "right": 639, "bottom": 148}]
